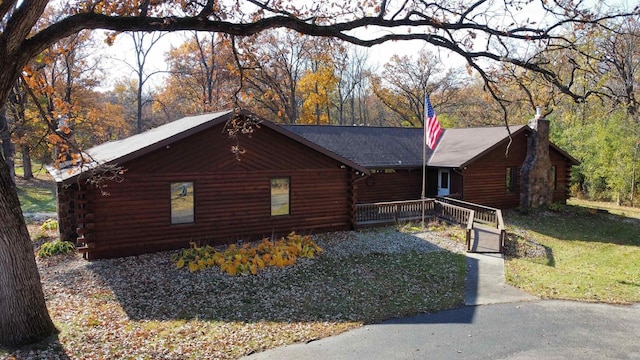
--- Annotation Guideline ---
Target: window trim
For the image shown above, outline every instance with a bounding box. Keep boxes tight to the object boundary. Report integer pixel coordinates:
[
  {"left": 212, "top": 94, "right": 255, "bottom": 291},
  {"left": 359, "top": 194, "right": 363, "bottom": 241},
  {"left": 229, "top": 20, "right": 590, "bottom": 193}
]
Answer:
[
  {"left": 170, "top": 182, "right": 195, "bottom": 225},
  {"left": 506, "top": 167, "right": 517, "bottom": 193},
  {"left": 270, "top": 177, "right": 291, "bottom": 216}
]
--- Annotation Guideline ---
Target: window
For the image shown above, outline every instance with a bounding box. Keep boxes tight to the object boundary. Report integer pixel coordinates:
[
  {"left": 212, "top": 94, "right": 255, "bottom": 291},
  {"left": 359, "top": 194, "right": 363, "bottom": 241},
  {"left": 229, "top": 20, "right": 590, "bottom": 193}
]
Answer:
[
  {"left": 506, "top": 167, "right": 517, "bottom": 193},
  {"left": 551, "top": 165, "right": 557, "bottom": 190},
  {"left": 171, "top": 182, "right": 194, "bottom": 224},
  {"left": 270, "top": 177, "right": 290, "bottom": 216}
]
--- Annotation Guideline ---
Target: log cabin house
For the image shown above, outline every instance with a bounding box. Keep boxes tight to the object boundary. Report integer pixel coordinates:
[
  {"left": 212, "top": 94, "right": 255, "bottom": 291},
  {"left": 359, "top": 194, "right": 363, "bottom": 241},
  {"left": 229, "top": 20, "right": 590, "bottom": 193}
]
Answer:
[
  {"left": 48, "top": 109, "right": 578, "bottom": 259},
  {"left": 285, "top": 121, "right": 579, "bottom": 209}
]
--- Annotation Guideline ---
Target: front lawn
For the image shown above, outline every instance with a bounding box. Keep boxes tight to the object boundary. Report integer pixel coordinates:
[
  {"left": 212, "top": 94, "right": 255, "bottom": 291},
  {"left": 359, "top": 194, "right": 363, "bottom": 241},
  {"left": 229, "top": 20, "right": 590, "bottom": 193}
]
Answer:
[
  {"left": 2, "top": 229, "right": 466, "bottom": 359},
  {"left": 505, "top": 203, "right": 640, "bottom": 303},
  {"left": 14, "top": 165, "right": 57, "bottom": 214}
]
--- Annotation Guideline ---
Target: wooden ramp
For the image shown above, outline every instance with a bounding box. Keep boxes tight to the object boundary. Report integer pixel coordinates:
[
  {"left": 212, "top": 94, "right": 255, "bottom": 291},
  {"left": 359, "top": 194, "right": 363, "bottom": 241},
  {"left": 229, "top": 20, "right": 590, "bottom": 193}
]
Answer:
[{"left": 469, "top": 224, "right": 503, "bottom": 253}]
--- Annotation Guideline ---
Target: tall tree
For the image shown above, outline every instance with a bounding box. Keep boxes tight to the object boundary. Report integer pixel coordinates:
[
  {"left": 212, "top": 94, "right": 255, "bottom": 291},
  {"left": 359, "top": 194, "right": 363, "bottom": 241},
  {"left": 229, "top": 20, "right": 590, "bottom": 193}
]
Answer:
[
  {"left": 0, "top": 108, "right": 15, "bottom": 181},
  {"left": 0, "top": 0, "right": 637, "bottom": 346},
  {"left": 156, "top": 32, "right": 235, "bottom": 120},
  {"left": 334, "top": 46, "right": 374, "bottom": 125},
  {"left": 297, "top": 40, "right": 340, "bottom": 124},
  {"left": 110, "top": 31, "right": 167, "bottom": 133},
  {"left": 371, "top": 48, "right": 464, "bottom": 127},
  {"left": 236, "top": 30, "right": 312, "bottom": 123}
]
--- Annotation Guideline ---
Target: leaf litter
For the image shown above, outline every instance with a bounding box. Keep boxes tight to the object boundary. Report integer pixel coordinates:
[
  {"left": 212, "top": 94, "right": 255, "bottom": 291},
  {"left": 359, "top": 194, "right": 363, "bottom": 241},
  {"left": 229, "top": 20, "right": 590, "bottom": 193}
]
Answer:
[{"left": 4, "top": 228, "right": 466, "bottom": 359}]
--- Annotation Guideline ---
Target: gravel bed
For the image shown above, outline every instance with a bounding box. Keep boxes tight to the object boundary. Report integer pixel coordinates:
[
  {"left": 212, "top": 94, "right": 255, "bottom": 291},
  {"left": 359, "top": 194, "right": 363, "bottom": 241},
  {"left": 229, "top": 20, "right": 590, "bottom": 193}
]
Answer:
[
  {"left": 4, "top": 228, "right": 466, "bottom": 360},
  {"left": 313, "top": 229, "right": 466, "bottom": 257}
]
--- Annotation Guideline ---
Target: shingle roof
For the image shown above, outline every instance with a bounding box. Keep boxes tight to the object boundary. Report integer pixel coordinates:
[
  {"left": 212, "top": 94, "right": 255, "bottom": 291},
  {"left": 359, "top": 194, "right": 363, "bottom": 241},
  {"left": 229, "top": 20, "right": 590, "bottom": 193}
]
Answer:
[
  {"left": 48, "top": 110, "right": 235, "bottom": 182},
  {"left": 428, "top": 125, "right": 528, "bottom": 167},
  {"left": 284, "top": 124, "right": 535, "bottom": 168},
  {"left": 48, "top": 110, "right": 371, "bottom": 183},
  {"left": 283, "top": 125, "right": 425, "bottom": 168},
  {"left": 49, "top": 110, "right": 578, "bottom": 183}
]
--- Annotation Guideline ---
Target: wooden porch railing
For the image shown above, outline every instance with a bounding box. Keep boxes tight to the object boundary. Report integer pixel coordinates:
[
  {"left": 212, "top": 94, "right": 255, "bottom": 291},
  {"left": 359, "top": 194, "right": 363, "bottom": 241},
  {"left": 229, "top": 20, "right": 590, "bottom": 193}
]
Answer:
[
  {"left": 436, "top": 197, "right": 507, "bottom": 252},
  {"left": 355, "top": 197, "right": 507, "bottom": 253},
  {"left": 432, "top": 201, "right": 474, "bottom": 225},
  {"left": 437, "top": 197, "right": 497, "bottom": 225},
  {"left": 355, "top": 199, "right": 432, "bottom": 225}
]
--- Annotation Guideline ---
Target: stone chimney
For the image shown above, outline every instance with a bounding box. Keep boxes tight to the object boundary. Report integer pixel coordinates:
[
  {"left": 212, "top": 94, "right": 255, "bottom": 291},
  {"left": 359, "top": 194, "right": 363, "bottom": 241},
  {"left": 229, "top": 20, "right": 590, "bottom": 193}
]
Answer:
[{"left": 520, "top": 108, "right": 553, "bottom": 208}]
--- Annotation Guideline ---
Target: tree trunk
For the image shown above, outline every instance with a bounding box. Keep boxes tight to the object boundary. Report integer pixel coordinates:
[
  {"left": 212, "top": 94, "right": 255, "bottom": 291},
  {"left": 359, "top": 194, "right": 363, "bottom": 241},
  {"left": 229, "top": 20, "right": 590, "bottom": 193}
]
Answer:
[
  {"left": 631, "top": 141, "right": 638, "bottom": 207},
  {"left": 21, "top": 145, "right": 33, "bottom": 179},
  {"left": 0, "top": 110, "right": 15, "bottom": 182},
  {"left": 0, "top": 158, "right": 57, "bottom": 346}
]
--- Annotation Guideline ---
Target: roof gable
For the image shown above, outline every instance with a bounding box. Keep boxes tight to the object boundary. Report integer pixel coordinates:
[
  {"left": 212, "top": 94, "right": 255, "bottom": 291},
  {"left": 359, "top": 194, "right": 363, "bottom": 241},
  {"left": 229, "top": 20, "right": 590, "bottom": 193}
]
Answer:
[
  {"left": 48, "top": 110, "right": 369, "bottom": 183},
  {"left": 428, "top": 125, "right": 528, "bottom": 168}
]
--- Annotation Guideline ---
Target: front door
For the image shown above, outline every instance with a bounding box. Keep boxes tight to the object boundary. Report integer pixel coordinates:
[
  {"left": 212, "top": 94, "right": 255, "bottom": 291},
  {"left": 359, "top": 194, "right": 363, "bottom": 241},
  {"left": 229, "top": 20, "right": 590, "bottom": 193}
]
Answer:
[{"left": 438, "top": 169, "right": 450, "bottom": 196}]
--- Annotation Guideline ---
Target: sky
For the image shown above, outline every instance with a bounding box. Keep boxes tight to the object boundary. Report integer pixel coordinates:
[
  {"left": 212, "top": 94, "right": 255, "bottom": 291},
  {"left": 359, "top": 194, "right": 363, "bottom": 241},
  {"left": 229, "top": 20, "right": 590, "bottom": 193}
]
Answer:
[{"left": 96, "top": 0, "right": 636, "bottom": 93}]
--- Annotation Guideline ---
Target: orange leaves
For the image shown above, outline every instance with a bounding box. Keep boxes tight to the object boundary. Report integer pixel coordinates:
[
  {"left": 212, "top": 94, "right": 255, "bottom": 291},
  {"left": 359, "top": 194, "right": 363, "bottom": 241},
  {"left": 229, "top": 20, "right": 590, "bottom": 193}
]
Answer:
[
  {"left": 105, "top": 32, "right": 118, "bottom": 46},
  {"left": 297, "top": 64, "right": 339, "bottom": 124},
  {"left": 172, "top": 232, "right": 324, "bottom": 276}
]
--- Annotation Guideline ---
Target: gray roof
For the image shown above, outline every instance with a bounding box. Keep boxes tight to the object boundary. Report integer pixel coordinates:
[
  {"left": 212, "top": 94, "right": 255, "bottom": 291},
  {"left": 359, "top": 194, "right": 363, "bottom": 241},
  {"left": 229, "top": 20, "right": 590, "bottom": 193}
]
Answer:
[
  {"left": 284, "top": 124, "right": 534, "bottom": 169},
  {"left": 48, "top": 110, "right": 235, "bottom": 182},
  {"left": 428, "top": 125, "right": 528, "bottom": 167},
  {"left": 283, "top": 125, "right": 425, "bottom": 168},
  {"left": 49, "top": 109, "right": 577, "bottom": 183},
  {"left": 48, "top": 110, "right": 371, "bottom": 183}
]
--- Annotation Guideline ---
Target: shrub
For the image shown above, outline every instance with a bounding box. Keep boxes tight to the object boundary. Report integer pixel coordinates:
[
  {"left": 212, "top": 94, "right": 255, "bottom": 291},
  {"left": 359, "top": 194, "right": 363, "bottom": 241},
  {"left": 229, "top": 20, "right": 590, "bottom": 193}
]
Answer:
[
  {"left": 38, "top": 240, "right": 75, "bottom": 258},
  {"left": 547, "top": 202, "right": 566, "bottom": 212},
  {"left": 173, "top": 232, "right": 323, "bottom": 275},
  {"left": 40, "top": 219, "right": 59, "bottom": 231}
]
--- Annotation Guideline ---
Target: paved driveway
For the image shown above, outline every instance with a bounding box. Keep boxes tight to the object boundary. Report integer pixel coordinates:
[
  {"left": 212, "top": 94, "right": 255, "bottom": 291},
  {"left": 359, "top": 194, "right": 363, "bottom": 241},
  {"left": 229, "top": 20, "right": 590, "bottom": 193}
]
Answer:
[{"left": 244, "top": 300, "right": 640, "bottom": 360}]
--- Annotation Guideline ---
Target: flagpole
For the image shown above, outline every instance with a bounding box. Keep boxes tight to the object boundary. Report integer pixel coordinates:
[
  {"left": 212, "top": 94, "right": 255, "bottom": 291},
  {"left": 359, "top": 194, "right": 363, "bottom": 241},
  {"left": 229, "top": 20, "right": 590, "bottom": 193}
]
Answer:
[
  {"left": 422, "top": 95, "right": 442, "bottom": 231},
  {"left": 421, "top": 98, "right": 427, "bottom": 231}
]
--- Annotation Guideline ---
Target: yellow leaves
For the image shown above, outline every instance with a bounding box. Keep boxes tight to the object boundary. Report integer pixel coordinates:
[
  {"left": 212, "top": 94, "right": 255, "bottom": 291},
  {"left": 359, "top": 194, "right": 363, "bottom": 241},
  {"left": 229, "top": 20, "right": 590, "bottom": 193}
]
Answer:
[
  {"left": 172, "top": 232, "right": 323, "bottom": 276},
  {"left": 298, "top": 64, "right": 339, "bottom": 124},
  {"left": 188, "top": 261, "right": 199, "bottom": 272}
]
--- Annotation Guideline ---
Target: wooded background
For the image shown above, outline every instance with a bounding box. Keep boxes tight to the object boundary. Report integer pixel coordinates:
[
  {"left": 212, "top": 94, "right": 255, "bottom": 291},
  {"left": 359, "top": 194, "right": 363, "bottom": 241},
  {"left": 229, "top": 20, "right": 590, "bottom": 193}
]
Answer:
[{"left": 1, "top": 6, "right": 639, "bottom": 208}]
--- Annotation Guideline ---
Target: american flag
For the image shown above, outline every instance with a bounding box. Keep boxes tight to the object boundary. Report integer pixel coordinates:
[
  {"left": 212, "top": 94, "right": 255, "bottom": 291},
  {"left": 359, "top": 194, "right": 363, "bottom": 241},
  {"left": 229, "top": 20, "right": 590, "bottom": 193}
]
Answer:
[{"left": 425, "top": 95, "right": 443, "bottom": 150}]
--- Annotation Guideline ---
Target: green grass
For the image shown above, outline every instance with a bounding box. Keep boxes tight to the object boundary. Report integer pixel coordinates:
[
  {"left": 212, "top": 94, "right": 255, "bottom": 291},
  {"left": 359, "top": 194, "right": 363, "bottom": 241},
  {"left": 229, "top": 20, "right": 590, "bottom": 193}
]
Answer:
[
  {"left": 505, "top": 202, "right": 640, "bottom": 303},
  {"left": 16, "top": 177, "right": 57, "bottom": 213},
  {"left": 568, "top": 198, "right": 640, "bottom": 219},
  {"left": 13, "top": 160, "right": 57, "bottom": 214}
]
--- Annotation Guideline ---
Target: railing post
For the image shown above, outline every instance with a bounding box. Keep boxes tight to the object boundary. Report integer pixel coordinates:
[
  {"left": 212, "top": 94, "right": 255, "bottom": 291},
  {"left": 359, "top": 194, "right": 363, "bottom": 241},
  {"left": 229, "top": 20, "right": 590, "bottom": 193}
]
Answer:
[{"left": 466, "top": 210, "right": 474, "bottom": 252}]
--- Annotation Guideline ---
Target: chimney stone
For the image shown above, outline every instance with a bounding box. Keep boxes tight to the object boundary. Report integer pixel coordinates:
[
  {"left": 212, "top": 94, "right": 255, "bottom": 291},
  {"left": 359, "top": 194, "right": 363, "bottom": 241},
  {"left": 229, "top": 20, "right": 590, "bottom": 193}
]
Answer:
[{"left": 520, "top": 111, "right": 553, "bottom": 208}]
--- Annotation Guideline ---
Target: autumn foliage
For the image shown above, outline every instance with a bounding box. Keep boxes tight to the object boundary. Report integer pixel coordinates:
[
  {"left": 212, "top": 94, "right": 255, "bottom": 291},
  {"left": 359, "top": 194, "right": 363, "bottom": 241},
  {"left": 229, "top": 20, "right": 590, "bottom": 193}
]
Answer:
[{"left": 173, "top": 232, "right": 323, "bottom": 276}]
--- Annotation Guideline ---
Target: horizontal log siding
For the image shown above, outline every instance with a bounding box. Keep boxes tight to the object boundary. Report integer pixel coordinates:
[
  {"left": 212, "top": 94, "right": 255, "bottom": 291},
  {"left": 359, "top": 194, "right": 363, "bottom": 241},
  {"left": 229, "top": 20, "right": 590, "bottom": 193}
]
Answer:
[
  {"left": 80, "top": 123, "right": 351, "bottom": 259},
  {"left": 357, "top": 170, "right": 423, "bottom": 203},
  {"left": 551, "top": 150, "right": 572, "bottom": 204},
  {"left": 462, "top": 132, "right": 528, "bottom": 209},
  {"left": 462, "top": 131, "right": 576, "bottom": 209}
]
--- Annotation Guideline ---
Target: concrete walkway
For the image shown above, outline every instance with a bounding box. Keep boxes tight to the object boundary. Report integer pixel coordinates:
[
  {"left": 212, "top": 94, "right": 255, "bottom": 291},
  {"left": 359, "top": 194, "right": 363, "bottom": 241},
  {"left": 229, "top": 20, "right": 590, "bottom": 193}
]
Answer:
[
  {"left": 468, "top": 224, "right": 503, "bottom": 253},
  {"left": 243, "top": 248, "right": 541, "bottom": 360},
  {"left": 465, "top": 252, "right": 538, "bottom": 305}
]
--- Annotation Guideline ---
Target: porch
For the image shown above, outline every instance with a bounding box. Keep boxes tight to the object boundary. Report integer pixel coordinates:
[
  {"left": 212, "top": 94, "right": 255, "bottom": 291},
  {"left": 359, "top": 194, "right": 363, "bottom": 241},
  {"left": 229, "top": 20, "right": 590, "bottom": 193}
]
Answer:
[{"left": 355, "top": 198, "right": 506, "bottom": 253}]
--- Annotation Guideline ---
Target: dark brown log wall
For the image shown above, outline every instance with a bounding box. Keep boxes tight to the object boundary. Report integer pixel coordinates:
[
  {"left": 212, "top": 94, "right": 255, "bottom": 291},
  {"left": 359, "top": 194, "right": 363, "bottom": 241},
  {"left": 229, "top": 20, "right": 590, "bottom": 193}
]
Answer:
[
  {"left": 462, "top": 132, "right": 527, "bottom": 209},
  {"left": 461, "top": 131, "right": 575, "bottom": 209},
  {"left": 551, "top": 150, "right": 572, "bottom": 204},
  {"left": 78, "top": 123, "right": 352, "bottom": 259},
  {"left": 356, "top": 170, "right": 422, "bottom": 203}
]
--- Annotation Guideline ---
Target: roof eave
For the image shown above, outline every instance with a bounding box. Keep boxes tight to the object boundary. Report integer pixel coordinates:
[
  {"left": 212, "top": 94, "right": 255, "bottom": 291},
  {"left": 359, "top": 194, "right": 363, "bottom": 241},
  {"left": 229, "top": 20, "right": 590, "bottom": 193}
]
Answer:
[
  {"left": 56, "top": 111, "right": 236, "bottom": 184},
  {"left": 458, "top": 125, "right": 530, "bottom": 168}
]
